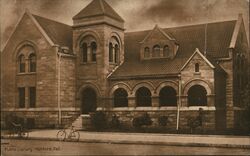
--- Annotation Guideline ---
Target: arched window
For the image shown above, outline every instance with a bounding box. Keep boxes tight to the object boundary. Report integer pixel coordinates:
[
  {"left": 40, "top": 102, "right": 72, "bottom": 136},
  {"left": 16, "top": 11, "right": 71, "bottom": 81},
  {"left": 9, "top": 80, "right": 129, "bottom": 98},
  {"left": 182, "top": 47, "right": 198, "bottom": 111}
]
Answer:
[
  {"left": 29, "top": 54, "right": 36, "bottom": 72},
  {"left": 195, "top": 63, "right": 199, "bottom": 72},
  {"left": 163, "top": 45, "right": 170, "bottom": 57},
  {"left": 144, "top": 47, "right": 150, "bottom": 58},
  {"left": 109, "top": 43, "right": 113, "bottom": 62},
  {"left": 159, "top": 87, "right": 177, "bottom": 106},
  {"left": 152, "top": 45, "right": 161, "bottom": 58},
  {"left": 114, "top": 44, "right": 119, "bottom": 63},
  {"left": 114, "top": 88, "right": 128, "bottom": 107},
  {"left": 82, "top": 43, "right": 87, "bottom": 63},
  {"left": 188, "top": 85, "right": 207, "bottom": 106},
  {"left": 91, "top": 42, "right": 97, "bottom": 62},
  {"left": 136, "top": 87, "right": 152, "bottom": 107},
  {"left": 18, "top": 54, "right": 25, "bottom": 73}
]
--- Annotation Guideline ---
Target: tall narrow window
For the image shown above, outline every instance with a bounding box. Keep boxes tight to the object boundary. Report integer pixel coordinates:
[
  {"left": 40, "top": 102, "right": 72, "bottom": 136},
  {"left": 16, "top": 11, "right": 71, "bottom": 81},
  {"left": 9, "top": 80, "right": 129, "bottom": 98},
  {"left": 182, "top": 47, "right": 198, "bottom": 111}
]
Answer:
[
  {"left": 18, "top": 55, "right": 25, "bottom": 73},
  {"left": 82, "top": 43, "right": 87, "bottom": 63},
  {"left": 91, "top": 42, "right": 97, "bottom": 62},
  {"left": 144, "top": 47, "right": 150, "bottom": 58},
  {"left": 109, "top": 43, "right": 113, "bottom": 62},
  {"left": 114, "top": 44, "right": 119, "bottom": 63},
  {"left": 29, "top": 54, "right": 36, "bottom": 72},
  {"left": 152, "top": 45, "right": 160, "bottom": 58},
  {"left": 18, "top": 87, "right": 25, "bottom": 108},
  {"left": 163, "top": 45, "right": 170, "bottom": 57},
  {"left": 29, "top": 87, "right": 36, "bottom": 108},
  {"left": 195, "top": 63, "right": 199, "bottom": 72}
]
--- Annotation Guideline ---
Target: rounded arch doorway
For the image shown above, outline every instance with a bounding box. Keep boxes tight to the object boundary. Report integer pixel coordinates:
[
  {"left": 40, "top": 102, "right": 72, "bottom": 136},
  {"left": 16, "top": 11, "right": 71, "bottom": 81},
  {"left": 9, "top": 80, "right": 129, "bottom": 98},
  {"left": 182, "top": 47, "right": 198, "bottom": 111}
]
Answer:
[{"left": 81, "top": 88, "right": 97, "bottom": 114}]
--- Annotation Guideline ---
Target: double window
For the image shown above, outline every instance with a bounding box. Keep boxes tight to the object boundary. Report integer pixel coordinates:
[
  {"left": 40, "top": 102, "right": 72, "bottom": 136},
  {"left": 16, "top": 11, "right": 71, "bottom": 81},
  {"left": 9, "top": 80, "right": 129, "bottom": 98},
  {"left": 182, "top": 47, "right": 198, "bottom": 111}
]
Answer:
[
  {"left": 18, "top": 53, "right": 36, "bottom": 73},
  {"left": 18, "top": 87, "right": 36, "bottom": 108},
  {"left": 109, "top": 37, "right": 120, "bottom": 64},
  {"left": 81, "top": 39, "right": 97, "bottom": 63}
]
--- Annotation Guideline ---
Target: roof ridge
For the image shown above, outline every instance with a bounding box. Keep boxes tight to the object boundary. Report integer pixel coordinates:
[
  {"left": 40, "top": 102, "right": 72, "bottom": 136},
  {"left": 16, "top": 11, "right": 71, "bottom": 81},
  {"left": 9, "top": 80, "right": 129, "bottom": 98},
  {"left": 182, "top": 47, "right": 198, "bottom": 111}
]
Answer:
[
  {"left": 32, "top": 14, "right": 71, "bottom": 27},
  {"left": 125, "top": 20, "right": 237, "bottom": 34}
]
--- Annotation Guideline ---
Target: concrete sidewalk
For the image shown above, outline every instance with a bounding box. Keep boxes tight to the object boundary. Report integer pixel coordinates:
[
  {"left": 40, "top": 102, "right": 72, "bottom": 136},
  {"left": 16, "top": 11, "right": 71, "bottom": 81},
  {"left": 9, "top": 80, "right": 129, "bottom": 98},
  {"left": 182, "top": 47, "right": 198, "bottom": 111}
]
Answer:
[{"left": 2, "top": 129, "right": 250, "bottom": 148}]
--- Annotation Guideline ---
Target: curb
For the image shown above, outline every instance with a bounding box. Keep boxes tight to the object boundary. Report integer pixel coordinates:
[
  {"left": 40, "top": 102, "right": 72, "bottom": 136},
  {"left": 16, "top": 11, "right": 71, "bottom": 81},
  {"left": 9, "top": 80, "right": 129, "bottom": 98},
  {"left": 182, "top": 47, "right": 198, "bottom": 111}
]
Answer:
[{"left": 2, "top": 136, "right": 250, "bottom": 149}]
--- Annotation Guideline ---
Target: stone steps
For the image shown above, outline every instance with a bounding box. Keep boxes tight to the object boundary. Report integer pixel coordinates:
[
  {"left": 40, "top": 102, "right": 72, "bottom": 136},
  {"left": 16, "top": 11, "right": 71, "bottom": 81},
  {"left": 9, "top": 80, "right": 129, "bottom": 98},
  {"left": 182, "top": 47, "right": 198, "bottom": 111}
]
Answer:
[{"left": 71, "top": 114, "right": 93, "bottom": 130}]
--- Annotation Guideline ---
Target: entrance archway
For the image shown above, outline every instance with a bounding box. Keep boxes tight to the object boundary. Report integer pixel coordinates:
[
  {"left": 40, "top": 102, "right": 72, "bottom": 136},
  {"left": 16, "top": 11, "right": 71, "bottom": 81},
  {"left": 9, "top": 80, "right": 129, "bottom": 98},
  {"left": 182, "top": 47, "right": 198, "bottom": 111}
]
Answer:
[{"left": 81, "top": 88, "right": 97, "bottom": 114}]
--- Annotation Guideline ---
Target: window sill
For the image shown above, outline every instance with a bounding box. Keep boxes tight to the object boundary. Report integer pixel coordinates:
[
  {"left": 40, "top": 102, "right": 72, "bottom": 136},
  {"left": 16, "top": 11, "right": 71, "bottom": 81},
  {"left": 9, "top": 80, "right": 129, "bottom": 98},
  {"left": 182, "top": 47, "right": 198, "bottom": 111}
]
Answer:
[
  {"left": 194, "top": 72, "right": 201, "bottom": 75},
  {"left": 17, "top": 72, "right": 36, "bottom": 76},
  {"left": 80, "top": 62, "right": 97, "bottom": 65}
]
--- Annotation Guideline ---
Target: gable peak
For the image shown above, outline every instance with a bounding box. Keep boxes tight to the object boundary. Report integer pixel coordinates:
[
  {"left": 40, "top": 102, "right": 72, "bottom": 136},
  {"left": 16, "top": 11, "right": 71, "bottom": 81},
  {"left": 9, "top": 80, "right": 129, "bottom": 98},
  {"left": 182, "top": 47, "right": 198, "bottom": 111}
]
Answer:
[{"left": 73, "top": 0, "right": 124, "bottom": 22}]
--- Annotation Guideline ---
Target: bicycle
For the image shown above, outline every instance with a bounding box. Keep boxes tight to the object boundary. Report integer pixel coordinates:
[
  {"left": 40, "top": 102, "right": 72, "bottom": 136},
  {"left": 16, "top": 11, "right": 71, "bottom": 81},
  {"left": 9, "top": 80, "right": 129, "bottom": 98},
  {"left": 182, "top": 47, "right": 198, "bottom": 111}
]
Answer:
[{"left": 57, "top": 125, "right": 80, "bottom": 141}]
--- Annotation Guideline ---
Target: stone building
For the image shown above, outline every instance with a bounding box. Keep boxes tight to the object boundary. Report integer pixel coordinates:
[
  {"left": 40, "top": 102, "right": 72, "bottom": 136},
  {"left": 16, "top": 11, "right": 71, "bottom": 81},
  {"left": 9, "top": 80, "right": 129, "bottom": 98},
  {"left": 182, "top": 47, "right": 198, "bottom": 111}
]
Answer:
[{"left": 1, "top": 0, "right": 249, "bottom": 131}]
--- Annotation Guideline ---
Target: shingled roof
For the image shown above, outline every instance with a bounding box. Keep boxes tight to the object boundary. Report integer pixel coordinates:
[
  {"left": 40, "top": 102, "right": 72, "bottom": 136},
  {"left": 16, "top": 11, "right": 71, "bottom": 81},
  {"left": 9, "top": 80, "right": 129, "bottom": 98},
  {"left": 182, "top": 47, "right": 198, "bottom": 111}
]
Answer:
[
  {"left": 33, "top": 14, "right": 73, "bottom": 50},
  {"left": 73, "top": 0, "right": 124, "bottom": 22},
  {"left": 110, "top": 20, "right": 236, "bottom": 79}
]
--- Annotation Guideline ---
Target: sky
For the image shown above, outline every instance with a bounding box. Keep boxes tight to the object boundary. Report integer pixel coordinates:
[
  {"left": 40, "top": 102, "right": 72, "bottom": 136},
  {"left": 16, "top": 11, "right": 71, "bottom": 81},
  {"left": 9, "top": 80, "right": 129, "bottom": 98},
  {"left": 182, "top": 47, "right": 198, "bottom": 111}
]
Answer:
[{"left": 0, "top": 0, "right": 249, "bottom": 50}]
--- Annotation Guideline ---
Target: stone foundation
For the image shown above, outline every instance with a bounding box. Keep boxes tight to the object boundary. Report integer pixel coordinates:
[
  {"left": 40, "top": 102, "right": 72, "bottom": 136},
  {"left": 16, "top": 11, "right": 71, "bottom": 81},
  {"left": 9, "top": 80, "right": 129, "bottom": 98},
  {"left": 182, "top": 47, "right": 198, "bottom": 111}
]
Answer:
[
  {"left": 2, "top": 111, "right": 80, "bottom": 129},
  {"left": 102, "top": 109, "right": 216, "bottom": 131}
]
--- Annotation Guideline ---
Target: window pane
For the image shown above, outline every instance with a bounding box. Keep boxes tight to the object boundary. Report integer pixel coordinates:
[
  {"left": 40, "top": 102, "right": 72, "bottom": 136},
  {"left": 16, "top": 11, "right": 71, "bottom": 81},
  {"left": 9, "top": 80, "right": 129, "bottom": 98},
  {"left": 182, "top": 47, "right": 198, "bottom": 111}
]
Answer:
[
  {"left": 136, "top": 87, "right": 152, "bottom": 107},
  {"left": 163, "top": 45, "right": 170, "bottom": 57},
  {"left": 188, "top": 85, "right": 207, "bottom": 106},
  {"left": 29, "top": 54, "right": 36, "bottom": 72},
  {"left": 82, "top": 43, "right": 87, "bottom": 63},
  {"left": 18, "top": 87, "right": 25, "bottom": 108},
  {"left": 195, "top": 63, "right": 199, "bottom": 72},
  {"left": 159, "top": 87, "right": 177, "bottom": 106},
  {"left": 109, "top": 43, "right": 113, "bottom": 62},
  {"left": 144, "top": 47, "right": 150, "bottom": 58},
  {"left": 19, "top": 55, "right": 25, "bottom": 73},
  {"left": 29, "top": 87, "right": 36, "bottom": 108},
  {"left": 91, "top": 42, "right": 97, "bottom": 62},
  {"left": 152, "top": 45, "right": 160, "bottom": 57},
  {"left": 114, "top": 44, "right": 119, "bottom": 63},
  {"left": 114, "top": 88, "right": 128, "bottom": 107}
]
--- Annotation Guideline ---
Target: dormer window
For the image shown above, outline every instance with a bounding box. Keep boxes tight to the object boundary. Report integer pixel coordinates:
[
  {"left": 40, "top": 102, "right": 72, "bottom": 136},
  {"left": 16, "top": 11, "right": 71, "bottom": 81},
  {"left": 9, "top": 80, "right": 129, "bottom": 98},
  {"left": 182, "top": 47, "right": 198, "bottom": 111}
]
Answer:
[
  {"left": 195, "top": 63, "right": 199, "bottom": 72},
  {"left": 163, "top": 45, "right": 170, "bottom": 57},
  {"left": 144, "top": 47, "right": 150, "bottom": 58},
  {"left": 152, "top": 45, "right": 160, "bottom": 58}
]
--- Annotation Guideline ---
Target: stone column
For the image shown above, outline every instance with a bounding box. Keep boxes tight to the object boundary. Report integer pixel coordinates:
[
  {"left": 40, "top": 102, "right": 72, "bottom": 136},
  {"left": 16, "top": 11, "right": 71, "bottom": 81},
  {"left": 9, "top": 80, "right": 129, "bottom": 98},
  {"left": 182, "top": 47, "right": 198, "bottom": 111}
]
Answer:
[
  {"left": 207, "top": 95, "right": 215, "bottom": 107},
  {"left": 181, "top": 95, "right": 188, "bottom": 107},
  {"left": 152, "top": 96, "right": 159, "bottom": 107},
  {"left": 25, "top": 87, "right": 29, "bottom": 108},
  {"left": 128, "top": 96, "right": 136, "bottom": 108}
]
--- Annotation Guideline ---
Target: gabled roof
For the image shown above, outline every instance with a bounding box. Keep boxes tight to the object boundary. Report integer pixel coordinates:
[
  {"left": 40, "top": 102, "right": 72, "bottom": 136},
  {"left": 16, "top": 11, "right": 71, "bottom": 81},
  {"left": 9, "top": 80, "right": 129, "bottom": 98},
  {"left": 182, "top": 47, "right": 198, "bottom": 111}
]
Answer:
[
  {"left": 181, "top": 48, "right": 215, "bottom": 71},
  {"left": 140, "top": 25, "right": 175, "bottom": 43},
  {"left": 2, "top": 10, "right": 73, "bottom": 51},
  {"left": 33, "top": 14, "right": 73, "bottom": 50},
  {"left": 110, "top": 20, "right": 236, "bottom": 79},
  {"left": 73, "top": 0, "right": 124, "bottom": 22}
]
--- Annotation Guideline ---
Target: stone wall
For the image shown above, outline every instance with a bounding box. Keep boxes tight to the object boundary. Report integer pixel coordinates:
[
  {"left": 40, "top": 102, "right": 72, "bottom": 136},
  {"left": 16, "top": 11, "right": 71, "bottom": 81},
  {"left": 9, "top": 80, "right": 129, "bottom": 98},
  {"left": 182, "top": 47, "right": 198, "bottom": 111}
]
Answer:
[
  {"left": 2, "top": 110, "right": 80, "bottom": 129},
  {"left": 102, "top": 109, "right": 215, "bottom": 131}
]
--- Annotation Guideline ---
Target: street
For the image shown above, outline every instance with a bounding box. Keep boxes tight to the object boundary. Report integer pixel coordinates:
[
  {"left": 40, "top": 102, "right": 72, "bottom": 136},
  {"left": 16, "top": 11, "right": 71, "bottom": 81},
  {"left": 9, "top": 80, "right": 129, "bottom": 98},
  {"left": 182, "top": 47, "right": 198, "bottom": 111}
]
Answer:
[{"left": 1, "top": 139, "right": 250, "bottom": 155}]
